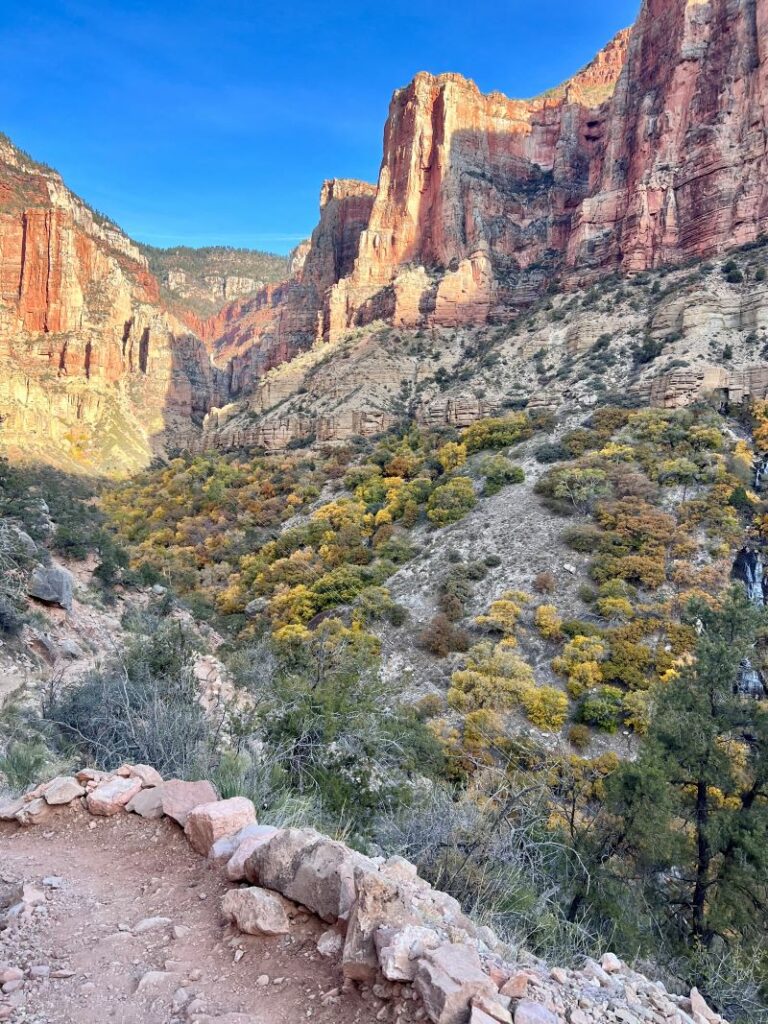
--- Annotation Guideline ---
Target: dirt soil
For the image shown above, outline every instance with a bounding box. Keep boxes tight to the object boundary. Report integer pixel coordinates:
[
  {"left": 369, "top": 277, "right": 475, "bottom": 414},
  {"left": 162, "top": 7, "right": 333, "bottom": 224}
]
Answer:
[{"left": 0, "top": 808, "right": 389, "bottom": 1024}]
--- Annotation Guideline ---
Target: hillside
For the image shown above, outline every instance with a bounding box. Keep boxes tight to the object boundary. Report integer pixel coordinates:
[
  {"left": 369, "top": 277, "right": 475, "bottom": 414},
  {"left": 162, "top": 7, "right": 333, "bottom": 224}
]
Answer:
[{"left": 138, "top": 244, "right": 290, "bottom": 319}]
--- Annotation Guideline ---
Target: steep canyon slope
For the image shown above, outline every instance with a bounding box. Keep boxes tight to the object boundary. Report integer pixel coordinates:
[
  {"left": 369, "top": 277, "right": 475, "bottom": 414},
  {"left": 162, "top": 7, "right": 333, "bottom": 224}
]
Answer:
[
  {"left": 0, "top": 138, "right": 220, "bottom": 473},
  {"left": 3, "top": 0, "right": 768, "bottom": 473}
]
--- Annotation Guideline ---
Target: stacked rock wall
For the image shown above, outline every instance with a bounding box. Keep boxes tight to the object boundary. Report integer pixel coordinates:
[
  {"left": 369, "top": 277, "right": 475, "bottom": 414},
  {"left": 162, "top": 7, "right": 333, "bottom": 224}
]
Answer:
[{"left": 0, "top": 767, "right": 731, "bottom": 1024}]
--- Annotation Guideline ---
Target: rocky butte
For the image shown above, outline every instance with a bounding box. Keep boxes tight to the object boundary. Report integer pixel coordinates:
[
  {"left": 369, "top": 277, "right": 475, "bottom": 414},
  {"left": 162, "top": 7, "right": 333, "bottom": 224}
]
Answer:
[{"left": 205, "top": 0, "right": 768, "bottom": 393}]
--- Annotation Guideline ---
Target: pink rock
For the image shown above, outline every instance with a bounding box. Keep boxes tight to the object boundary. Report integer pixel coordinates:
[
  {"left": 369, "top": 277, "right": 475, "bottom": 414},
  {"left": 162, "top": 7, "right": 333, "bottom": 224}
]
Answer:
[
  {"left": 128, "top": 764, "right": 164, "bottom": 788},
  {"left": 184, "top": 797, "right": 256, "bottom": 856},
  {"left": 514, "top": 1002, "right": 558, "bottom": 1024},
  {"left": 75, "top": 768, "right": 108, "bottom": 784},
  {"left": 43, "top": 776, "right": 85, "bottom": 805},
  {"left": 501, "top": 974, "right": 530, "bottom": 999},
  {"left": 226, "top": 826, "right": 279, "bottom": 881},
  {"left": 160, "top": 779, "right": 218, "bottom": 827},
  {"left": 414, "top": 943, "right": 498, "bottom": 1024},
  {"left": 690, "top": 989, "right": 718, "bottom": 1024},
  {"left": 86, "top": 776, "right": 142, "bottom": 816},
  {"left": 472, "top": 996, "right": 513, "bottom": 1023}
]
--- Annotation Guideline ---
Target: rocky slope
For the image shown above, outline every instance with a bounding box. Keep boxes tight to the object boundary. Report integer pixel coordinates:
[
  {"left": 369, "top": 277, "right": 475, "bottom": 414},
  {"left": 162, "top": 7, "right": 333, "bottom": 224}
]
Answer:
[
  {"left": 198, "top": 242, "right": 768, "bottom": 452},
  {"left": 0, "top": 137, "right": 221, "bottom": 474}
]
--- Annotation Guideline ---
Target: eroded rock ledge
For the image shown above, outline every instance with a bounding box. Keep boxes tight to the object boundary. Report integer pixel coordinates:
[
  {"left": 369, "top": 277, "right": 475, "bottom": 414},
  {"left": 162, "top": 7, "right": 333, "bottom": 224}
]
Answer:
[{"left": 0, "top": 767, "right": 728, "bottom": 1024}]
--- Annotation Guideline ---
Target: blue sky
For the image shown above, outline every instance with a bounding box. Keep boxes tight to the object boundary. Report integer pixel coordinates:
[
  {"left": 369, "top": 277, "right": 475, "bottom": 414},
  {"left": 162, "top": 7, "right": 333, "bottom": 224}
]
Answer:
[{"left": 1, "top": 0, "right": 639, "bottom": 255}]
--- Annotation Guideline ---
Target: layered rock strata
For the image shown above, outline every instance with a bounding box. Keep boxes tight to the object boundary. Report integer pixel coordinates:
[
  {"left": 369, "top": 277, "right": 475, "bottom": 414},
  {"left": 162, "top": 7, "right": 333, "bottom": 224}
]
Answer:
[{"left": 0, "top": 138, "right": 217, "bottom": 472}]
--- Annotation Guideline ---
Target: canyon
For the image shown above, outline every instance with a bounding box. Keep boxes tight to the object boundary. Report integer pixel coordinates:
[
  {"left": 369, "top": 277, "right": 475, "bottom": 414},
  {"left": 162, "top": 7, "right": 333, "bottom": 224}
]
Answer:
[{"left": 3, "top": 0, "right": 768, "bottom": 472}]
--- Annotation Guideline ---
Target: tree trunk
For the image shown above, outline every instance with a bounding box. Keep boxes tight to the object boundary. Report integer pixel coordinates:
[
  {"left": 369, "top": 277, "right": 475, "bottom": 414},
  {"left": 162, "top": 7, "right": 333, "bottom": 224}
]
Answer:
[{"left": 692, "top": 779, "right": 711, "bottom": 942}]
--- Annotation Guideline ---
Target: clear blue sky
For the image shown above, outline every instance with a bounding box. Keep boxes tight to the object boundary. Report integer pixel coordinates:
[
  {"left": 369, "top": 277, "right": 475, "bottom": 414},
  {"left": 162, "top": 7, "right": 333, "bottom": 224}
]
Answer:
[{"left": 1, "top": 0, "right": 639, "bottom": 255}]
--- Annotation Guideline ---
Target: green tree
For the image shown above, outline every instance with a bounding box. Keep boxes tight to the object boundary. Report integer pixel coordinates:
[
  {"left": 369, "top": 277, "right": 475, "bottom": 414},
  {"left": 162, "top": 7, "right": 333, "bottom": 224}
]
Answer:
[{"left": 610, "top": 588, "right": 768, "bottom": 947}]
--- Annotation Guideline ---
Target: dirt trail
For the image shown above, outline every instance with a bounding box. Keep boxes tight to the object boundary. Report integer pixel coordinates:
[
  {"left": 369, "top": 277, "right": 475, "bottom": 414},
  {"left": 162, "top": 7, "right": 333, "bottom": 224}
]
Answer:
[{"left": 0, "top": 809, "right": 382, "bottom": 1024}]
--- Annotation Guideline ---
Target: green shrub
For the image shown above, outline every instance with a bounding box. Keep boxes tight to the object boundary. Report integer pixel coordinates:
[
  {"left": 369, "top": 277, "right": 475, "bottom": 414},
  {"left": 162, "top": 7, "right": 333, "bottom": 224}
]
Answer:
[
  {"left": 0, "top": 740, "right": 50, "bottom": 792},
  {"left": 427, "top": 478, "right": 477, "bottom": 526},
  {"left": 578, "top": 686, "right": 624, "bottom": 731},
  {"left": 480, "top": 456, "right": 525, "bottom": 495}
]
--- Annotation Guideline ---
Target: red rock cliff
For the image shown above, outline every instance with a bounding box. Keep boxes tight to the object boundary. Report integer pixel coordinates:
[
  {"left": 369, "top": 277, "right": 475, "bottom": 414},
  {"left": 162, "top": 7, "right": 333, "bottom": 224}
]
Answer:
[
  {"left": 0, "top": 138, "right": 217, "bottom": 472},
  {"left": 211, "top": 0, "right": 768, "bottom": 386}
]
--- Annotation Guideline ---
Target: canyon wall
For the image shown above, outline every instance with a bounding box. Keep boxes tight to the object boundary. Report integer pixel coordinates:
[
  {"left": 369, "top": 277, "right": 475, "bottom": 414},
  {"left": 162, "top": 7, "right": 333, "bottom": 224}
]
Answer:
[
  {"left": 209, "top": 0, "right": 768, "bottom": 394},
  {"left": 0, "top": 138, "right": 218, "bottom": 473}
]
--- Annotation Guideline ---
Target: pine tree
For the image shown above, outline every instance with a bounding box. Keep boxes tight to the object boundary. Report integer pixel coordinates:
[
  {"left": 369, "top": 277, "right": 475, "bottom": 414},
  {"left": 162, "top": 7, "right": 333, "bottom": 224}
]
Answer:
[{"left": 610, "top": 587, "right": 768, "bottom": 948}]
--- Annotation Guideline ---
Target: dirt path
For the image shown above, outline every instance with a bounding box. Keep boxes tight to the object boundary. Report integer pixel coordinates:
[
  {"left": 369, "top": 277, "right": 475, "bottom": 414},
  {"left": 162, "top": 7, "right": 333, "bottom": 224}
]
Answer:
[{"left": 0, "top": 809, "right": 386, "bottom": 1024}]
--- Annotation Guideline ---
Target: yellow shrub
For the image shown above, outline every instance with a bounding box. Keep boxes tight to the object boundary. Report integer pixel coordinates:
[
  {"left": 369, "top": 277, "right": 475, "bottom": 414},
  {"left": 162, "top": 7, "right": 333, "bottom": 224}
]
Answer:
[
  {"left": 476, "top": 591, "right": 530, "bottom": 638},
  {"left": 437, "top": 442, "right": 468, "bottom": 472},
  {"left": 522, "top": 686, "right": 569, "bottom": 731},
  {"left": 534, "top": 604, "right": 563, "bottom": 640}
]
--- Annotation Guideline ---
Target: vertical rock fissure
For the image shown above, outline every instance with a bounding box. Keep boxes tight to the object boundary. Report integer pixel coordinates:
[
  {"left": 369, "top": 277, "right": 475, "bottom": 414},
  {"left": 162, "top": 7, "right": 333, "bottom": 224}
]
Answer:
[{"left": 139, "top": 328, "right": 150, "bottom": 374}]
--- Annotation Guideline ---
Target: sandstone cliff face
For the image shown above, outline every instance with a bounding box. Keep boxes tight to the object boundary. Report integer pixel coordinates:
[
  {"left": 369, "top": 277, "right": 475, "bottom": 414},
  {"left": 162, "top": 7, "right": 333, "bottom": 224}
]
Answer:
[
  {"left": 208, "top": 0, "right": 768, "bottom": 401},
  {"left": 0, "top": 138, "right": 217, "bottom": 473}
]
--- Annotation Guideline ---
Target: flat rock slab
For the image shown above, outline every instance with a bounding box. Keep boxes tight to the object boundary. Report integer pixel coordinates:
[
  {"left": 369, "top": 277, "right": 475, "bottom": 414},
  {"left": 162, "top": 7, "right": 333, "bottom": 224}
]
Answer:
[{"left": 43, "top": 776, "right": 85, "bottom": 805}]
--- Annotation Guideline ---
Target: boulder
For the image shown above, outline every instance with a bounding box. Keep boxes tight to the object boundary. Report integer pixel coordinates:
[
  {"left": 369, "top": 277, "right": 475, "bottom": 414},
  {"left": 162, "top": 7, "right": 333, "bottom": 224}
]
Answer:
[
  {"left": 375, "top": 924, "right": 442, "bottom": 981},
  {"left": 27, "top": 564, "right": 74, "bottom": 611},
  {"left": 126, "top": 786, "right": 165, "bottom": 819},
  {"left": 513, "top": 1002, "right": 558, "bottom": 1024},
  {"left": 283, "top": 837, "right": 378, "bottom": 923},
  {"left": 0, "top": 797, "right": 26, "bottom": 821},
  {"left": 128, "top": 764, "right": 164, "bottom": 788},
  {"left": 86, "top": 776, "right": 142, "bottom": 816},
  {"left": 414, "top": 943, "right": 498, "bottom": 1024},
  {"left": 209, "top": 822, "right": 270, "bottom": 864},
  {"left": 244, "top": 827, "right": 323, "bottom": 889},
  {"left": 221, "top": 887, "right": 291, "bottom": 936},
  {"left": 184, "top": 797, "right": 256, "bottom": 856},
  {"left": 343, "top": 870, "right": 420, "bottom": 982},
  {"left": 160, "top": 779, "right": 218, "bottom": 827},
  {"left": 225, "top": 826, "right": 279, "bottom": 881},
  {"left": 14, "top": 797, "right": 51, "bottom": 826},
  {"left": 43, "top": 776, "right": 85, "bottom": 805}
]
